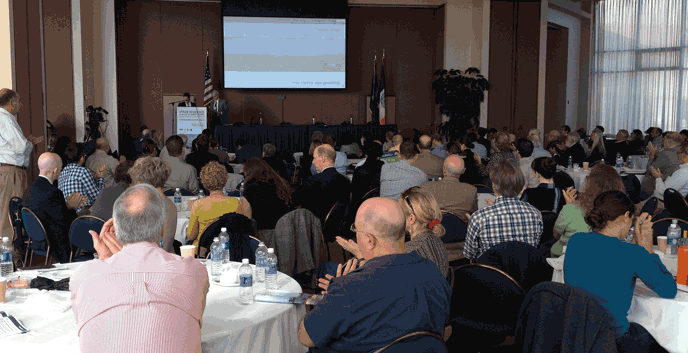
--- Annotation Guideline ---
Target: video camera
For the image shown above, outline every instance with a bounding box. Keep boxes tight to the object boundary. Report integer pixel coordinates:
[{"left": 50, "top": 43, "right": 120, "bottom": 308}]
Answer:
[{"left": 86, "top": 105, "right": 109, "bottom": 140}]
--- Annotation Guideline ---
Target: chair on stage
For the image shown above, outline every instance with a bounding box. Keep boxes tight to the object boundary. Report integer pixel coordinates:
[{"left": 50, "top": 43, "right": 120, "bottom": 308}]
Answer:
[
  {"left": 68, "top": 215, "right": 105, "bottom": 262},
  {"left": 21, "top": 207, "right": 54, "bottom": 267}
]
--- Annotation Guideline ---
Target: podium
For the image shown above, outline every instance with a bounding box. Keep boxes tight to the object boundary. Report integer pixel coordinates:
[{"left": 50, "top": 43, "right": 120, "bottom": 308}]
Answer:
[{"left": 175, "top": 107, "right": 207, "bottom": 135}]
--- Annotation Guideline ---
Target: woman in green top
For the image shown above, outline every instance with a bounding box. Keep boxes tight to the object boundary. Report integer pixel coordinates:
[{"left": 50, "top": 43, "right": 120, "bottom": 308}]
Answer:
[{"left": 551, "top": 164, "right": 626, "bottom": 256}]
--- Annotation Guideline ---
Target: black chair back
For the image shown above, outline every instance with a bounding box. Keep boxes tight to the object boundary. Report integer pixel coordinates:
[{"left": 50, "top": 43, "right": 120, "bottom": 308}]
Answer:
[
  {"left": 198, "top": 212, "right": 255, "bottom": 263},
  {"left": 68, "top": 216, "right": 105, "bottom": 262},
  {"left": 664, "top": 188, "right": 688, "bottom": 222},
  {"left": 163, "top": 188, "right": 195, "bottom": 196},
  {"left": 515, "top": 282, "right": 618, "bottom": 353},
  {"left": 621, "top": 174, "right": 642, "bottom": 204},
  {"left": 440, "top": 212, "right": 468, "bottom": 243},
  {"left": 323, "top": 201, "right": 350, "bottom": 242},
  {"left": 473, "top": 184, "right": 494, "bottom": 194},
  {"left": 446, "top": 264, "right": 525, "bottom": 351},
  {"left": 361, "top": 187, "right": 380, "bottom": 202},
  {"left": 21, "top": 207, "right": 52, "bottom": 267},
  {"left": 374, "top": 331, "right": 447, "bottom": 353},
  {"left": 641, "top": 197, "right": 658, "bottom": 215},
  {"left": 553, "top": 172, "right": 575, "bottom": 191},
  {"left": 539, "top": 211, "right": 558, "bottom": 247},
  {"left": 476, "top": 241, "right": 553, "bottom": 293}
]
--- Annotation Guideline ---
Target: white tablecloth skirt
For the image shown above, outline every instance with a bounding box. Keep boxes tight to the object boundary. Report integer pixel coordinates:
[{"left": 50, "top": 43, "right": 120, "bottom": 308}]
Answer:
[{"left": 0, "top": 262, "right": 308, "bottom": 353}]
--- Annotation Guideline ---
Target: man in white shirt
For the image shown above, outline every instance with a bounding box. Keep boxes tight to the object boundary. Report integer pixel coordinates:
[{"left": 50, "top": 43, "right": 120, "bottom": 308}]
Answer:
[
  {"left": 85, "top": 138, "right": 119, "bottom": 187},
  {"left": 652, "top": 143, "right": 688, "bottom": 201},
  {"left": 0, "top": 88, "right": 43, "bottom": 243},
  {"left": 161, "top": 135, "right": 199, "bottom": 194}
]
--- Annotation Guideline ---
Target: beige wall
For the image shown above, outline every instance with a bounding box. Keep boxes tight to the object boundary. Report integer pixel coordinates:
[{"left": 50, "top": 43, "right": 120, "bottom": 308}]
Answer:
[{"left": 0, "top": 0, "right": 15, "bottom": 90}]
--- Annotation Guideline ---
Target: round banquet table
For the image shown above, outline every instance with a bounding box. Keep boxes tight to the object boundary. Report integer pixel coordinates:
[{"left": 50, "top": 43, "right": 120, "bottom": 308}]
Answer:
[
  {"left": 0, "top": 261, "right": 307, "bottom": 353},
  {"left": 547, "top": 247, "right": 687, "bottom": 353}
]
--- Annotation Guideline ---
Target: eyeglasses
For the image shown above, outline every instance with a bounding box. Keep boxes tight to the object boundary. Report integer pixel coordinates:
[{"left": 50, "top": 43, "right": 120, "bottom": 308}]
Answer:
[
  {"left": 350, "top": 223, "right": 377, "bottom": 241},
  {"left": 403, "top": 192, "right": 417, "bottom": 216}
]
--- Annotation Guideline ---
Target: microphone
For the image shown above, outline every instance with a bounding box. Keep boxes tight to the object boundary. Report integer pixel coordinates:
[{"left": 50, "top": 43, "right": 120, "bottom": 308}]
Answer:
[{"left": 250, "top": 117, "right": 254, "bottom": 124}]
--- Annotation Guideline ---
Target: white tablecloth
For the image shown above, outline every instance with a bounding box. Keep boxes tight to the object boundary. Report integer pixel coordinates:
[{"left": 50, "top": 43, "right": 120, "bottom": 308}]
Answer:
[
  {"left": 548, "top": 248, "right": 687, "bottom": 353},
  {"left": 564, "top": 168, "right": 644, "bottom": 190},
  {"left": 478, "top": 193, "right": 496, "bottom": 209},
  {"left": 1, "top": 262, "right": 307, "bottom": 353}
]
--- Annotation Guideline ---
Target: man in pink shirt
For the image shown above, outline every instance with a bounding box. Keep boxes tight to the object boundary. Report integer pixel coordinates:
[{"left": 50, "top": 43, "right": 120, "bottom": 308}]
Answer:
[{"left": 70, "top": 183, "right": 209, "bottom": 352}]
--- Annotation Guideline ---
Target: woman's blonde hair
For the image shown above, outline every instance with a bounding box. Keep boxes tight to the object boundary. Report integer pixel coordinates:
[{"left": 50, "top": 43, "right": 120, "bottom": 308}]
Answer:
[
  {"left": 589, "top": 130, "right": 606, "bottom": 155},
  {"left": 399, "top": 187, "right": 445, "bottom": 238},
  {"left": 528, "top": 129, "right": 542, "bottom": 147},
  {"left": 200, "top": 161, "right": 228, "bottom": 191}
]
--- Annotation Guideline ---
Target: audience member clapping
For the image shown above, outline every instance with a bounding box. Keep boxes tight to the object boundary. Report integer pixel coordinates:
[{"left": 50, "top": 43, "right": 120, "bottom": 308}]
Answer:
[
  {"left": 551, "top": 164, "right": 626, "bottom": 257},
  {"left": 564, "top": 191, "right": 676, "bottom": 352},
  {"left": 651, "top": 141, "right": 688, "bottom": 201},
  {"left": 57, "top": 141, "right": 107, "bottom": 213},
  {"left": 71, "top": 183, "right": 209, "bottom": 352}
]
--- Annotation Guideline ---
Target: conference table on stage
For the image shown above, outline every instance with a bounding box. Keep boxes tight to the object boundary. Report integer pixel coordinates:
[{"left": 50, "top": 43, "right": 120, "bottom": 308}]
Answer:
[
  {"left": 214, "top": 124, "right": 397, "bottom": 153},
  {"left": 1, "top": 262, "right": 307, "bottom": 353},
  {"left": 547, "top": 249, "right": 688, "bottom": 353}
]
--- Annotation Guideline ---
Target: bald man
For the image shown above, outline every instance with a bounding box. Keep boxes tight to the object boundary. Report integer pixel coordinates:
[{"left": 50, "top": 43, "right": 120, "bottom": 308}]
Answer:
[
  {"left": 85, "top": 137, "right": 119, "bottom": 187},
  {"left": 297, "top": 144, "right": 351, "bottom": 225},
  {"left": 411, "top": 135, "right": 444, "bottom": 179},
  {"left": 298, "top": 198, "right": 451, "bottom": 352},
  {"left": 23, "top": 153, "right": 87, "bottom": 263},
  {"left": 421, "top": 155, "right": 478, "bottom": 216}
]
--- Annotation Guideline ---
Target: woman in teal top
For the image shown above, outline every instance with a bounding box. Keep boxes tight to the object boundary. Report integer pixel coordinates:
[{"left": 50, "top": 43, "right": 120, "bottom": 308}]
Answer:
[
  {"left": 551, "top": 164, "right": 626, "bottom": 256},
  {"left": 564, "top": 191, "right": 677, "bottom": 352}
]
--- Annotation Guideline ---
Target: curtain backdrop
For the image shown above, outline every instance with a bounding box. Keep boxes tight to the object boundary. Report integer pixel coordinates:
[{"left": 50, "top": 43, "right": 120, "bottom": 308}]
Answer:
[{"left": 590, "top": 0, "right": 688, "bottom": 133}]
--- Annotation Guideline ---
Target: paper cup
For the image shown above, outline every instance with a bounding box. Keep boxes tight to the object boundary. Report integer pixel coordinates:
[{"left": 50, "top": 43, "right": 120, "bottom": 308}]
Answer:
[
  {"left": 0, "top": 277, "right": 6, "bottom": 303},
  {"left": 180, "top": 245, "right": 196, "bottom": 258},
  {"left": 583, "top": 162, "right": 589, "bottom": 170},
  {"left": 220, "top": 270, "right": 238, "bottom": 286},
  {"left": 657, "top": 236, "right": 668, "bottom": 253}
]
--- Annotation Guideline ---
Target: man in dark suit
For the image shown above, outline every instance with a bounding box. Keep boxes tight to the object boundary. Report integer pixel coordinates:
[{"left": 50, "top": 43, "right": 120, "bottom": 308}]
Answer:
[
  {"left": 177, "top": 92, "right": 196, "bottom": 108},
  {"left": 234, "top": 138, "right": 261, "bottom": 164},
  {"left": 185, "top": 134, "right": 219, "bottom": 177},
  {"left": 209, "top": 90, "right": 229, "bottom": 126},
  {"left": 298, "top": 144, "right": 351, "bottom": 225},
  {"left": 22, "top": 153, "right": 87, "bottom": 263}
]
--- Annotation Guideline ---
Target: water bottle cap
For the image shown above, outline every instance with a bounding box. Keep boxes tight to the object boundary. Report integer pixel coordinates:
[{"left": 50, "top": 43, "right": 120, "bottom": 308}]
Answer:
[
  {"left": 176, "top": 188, "right": 180, "bottom": 191},
  {"left": 259, "top": 242, "right": 265, "bottom": 246},
  {"left": 213, "top": 237, "right": 219, "bottom": 242},
  {"left": 221, "top": 227, "right": 227, "bottom": 232},
  {"left": 672, "top": 220, "right": 678, "bottom": 224},
  {"left": 242, "top": 258, "right": 249, "bottom": 264},
  {"left": 1, "top": 237, "right": 8, "bottom": 242},
  {"left": 268, "top": 248, "right": 274, "bottom": 253}
]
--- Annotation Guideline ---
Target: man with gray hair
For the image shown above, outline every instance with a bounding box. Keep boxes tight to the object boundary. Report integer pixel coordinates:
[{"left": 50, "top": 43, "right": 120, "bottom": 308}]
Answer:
[
  {"left": 162, "top": 135, "right": 200, "bottom": 194},
  {"left": 70, "top": 183, "right": 209, "bottom": 352},
  {"left": 209, "top": 90, "right": 229, "bottom": 126},
  {"left": 85, "top": 137, "right": 119, "bottom": 187},
  {"left": 411, "top": 135, "right": 444, "bottom": 179},
  {"left": 421, "top": 155, "right": 478, "bottom": 215}
]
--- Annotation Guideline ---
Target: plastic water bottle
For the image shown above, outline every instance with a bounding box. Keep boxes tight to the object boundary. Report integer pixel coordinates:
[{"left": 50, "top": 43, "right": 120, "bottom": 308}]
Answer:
[
  {"left": 218, "top": 227, "right": 230, "bottom": 266},
  {"left": 0, "top": 237, "right": 13, "bottom": 277},
  {"left": 238, "top": 182, "right": 244, "bottom": 199},
  {"left": 568, "top": 156, "right": 573, "bottom": 169},
  {"left": 616, "top": 153, "right": 623, "bottom": 168},
  {"left": 174, "top": 188, "right": 182, "bottom": 212},
  {"left": 239, "top": 258, "right": 254, "bottom": 305},
  {"left": 667, "top": 220, "right": 680, "bottom": 256},
  {"left": 265, "top": 248, "right": 278, "bottom": 290},
  {"left": 255, "top": 242, "right": 268, "bottom": 283},
  {"left": 210, "top": 238, "right": 222, "bottom": 276},
  {"left": 624, "top": 226, "right": 635, "bottom": 243}
]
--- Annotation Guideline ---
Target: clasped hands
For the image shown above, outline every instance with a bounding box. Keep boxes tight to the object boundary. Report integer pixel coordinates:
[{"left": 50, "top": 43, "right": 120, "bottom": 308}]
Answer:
[
  {"left": 66, "top": 193, "right": 88, "bottom": 210},
  {"left": 89, "top": 218, "right": 123, "bottom": 261}
]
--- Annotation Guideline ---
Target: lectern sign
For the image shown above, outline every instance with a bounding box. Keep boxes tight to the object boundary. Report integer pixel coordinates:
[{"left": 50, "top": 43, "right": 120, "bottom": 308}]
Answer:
[{"left": 176, "top": 107, "right": 207, "bottom": 135}]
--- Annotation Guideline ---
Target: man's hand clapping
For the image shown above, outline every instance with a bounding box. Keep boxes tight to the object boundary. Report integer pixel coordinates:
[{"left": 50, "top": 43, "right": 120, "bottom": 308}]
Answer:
[
  {"left": 66, "top": 193, "right": 87, "bottom": 210},
  {"left": 89, "top": 218, "right": 123, "bottom": 261},
  {"left": 317, "top": 258, "right": 361, "bottom": 294}
]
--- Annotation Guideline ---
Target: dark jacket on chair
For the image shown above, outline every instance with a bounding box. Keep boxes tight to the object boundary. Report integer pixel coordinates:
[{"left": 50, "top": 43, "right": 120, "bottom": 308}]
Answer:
[
  {"left": 297, "top": 167, "right": 351, "bottom": 225},
  {"left": 516, "top": 282, "right": 618, "bottom": 353},
  {"left": 22, "top": 177, "right": 78, "bottom": 263}
]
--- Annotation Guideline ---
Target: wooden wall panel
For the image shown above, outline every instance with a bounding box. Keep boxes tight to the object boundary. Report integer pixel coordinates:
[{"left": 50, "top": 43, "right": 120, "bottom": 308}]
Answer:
[{"left": 43, "top": 0, "right": 75, "bottom": 138}]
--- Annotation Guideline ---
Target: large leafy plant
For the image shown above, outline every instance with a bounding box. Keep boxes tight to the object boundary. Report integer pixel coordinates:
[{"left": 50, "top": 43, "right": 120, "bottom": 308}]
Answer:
[{"left": 432, "top": 67, "right": 490, "bottom": 138}]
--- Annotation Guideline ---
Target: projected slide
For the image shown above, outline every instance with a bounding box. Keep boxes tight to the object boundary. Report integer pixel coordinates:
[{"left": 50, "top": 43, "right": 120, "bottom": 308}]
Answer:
[{"left": 223, "top": 17, "right": 346, "bottom": 89}]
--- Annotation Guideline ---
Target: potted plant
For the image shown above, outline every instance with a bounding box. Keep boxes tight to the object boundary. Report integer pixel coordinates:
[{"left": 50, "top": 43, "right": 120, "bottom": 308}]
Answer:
[{"left": 432, "top": 67, "right": 490, "bottom": 139}]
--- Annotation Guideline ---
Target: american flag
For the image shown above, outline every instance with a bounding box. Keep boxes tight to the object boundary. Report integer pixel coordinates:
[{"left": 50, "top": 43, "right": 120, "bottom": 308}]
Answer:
[{"left": 203, "top": 51, "right": 213, "bottom": 106}]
